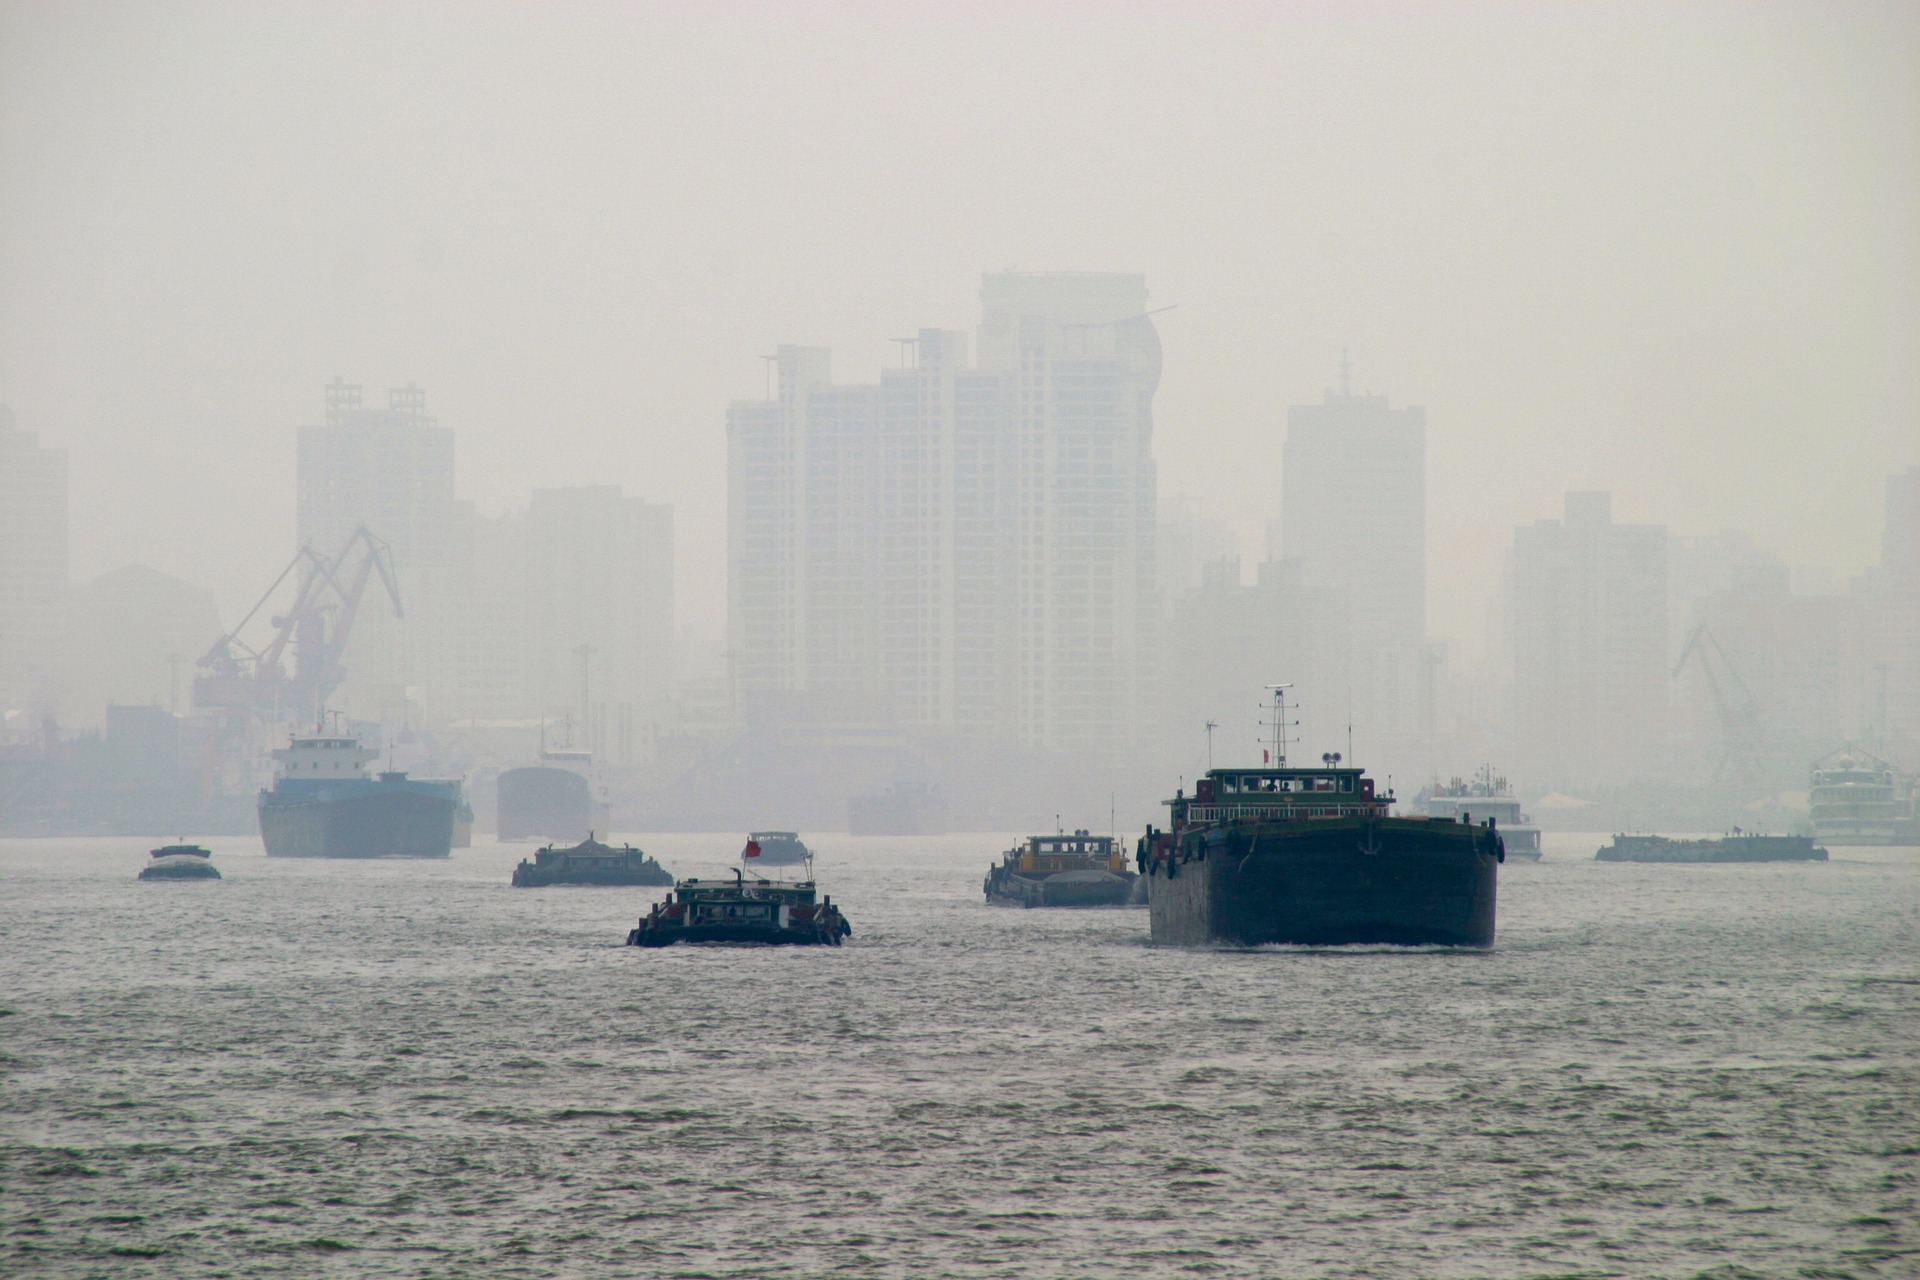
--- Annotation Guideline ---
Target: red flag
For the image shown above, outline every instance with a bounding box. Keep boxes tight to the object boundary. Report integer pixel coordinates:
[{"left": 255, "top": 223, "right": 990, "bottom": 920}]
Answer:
[
  {"left": 1263, "top": 749, "right": 1270, "bottom": 764},
  {"left": 743, "top": 839, "right": 761, "bottom": 859}
]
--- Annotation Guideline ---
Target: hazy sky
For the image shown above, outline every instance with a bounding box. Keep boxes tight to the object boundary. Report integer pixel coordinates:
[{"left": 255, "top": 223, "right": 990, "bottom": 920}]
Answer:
[{"left": 3, "top": 1, "right": 1915, "bottom": 662}]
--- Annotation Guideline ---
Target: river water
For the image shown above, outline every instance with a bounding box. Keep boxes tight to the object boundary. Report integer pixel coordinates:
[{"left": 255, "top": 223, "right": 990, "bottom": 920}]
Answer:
[{"left": 2, "top": 832, "right": 1914, "bottom": 1279}]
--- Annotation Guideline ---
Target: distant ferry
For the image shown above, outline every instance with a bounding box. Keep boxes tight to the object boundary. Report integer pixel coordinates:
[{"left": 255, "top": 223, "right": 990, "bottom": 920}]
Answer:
[
  {"left": 742, "top": 831, "right": 812, "bottom": 866},
  {"left": 1141, "top": 689, "right": 1501, "bottom": 948},
  {"left": 984, "top": 830, "right": 1144, "bottom": 908},
  {"left": 1810, "top": 746, "right": 1905, "bottom": 846},
  {"left": 259, "top": 731, "right": 459, "bottom": 859},
  {"left": 1419, "top": 767, "right": 1541, "bottom": 860},
  {"left": 139, "top": 843, "right": 221, "bottom": 881}
]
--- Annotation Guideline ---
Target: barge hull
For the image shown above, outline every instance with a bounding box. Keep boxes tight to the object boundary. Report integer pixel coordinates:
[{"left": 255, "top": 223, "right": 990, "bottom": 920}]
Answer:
[
  {"left": 260, "top": 789, "right": 456, "bottom": 859},
  {"left": 1149, "top": 818, "right": 1498, "bottom": 947},
  {"left": 626, "top": 924, "right": 840, "bottom": 947}
]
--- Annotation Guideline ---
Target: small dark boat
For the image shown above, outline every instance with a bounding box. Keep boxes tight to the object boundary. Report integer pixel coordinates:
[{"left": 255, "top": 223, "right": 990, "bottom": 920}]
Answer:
[
  {"left": 511, "top": 835, "right": 673, "bottom": 887},
  {"left": 984, "top": 830, "right": 1144, "bottom": 908},
  {"left": 1596, "top": 832, "right": 1827, "bottom": 863},
  {"left": 139, "top": 844, "right": 222, "bottom": 881},
  {"left": 626, "top": 869, "right": 852, "bottom": 947}
]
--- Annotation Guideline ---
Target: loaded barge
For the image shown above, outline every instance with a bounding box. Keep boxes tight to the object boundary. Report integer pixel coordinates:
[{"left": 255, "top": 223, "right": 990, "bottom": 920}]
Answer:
[
  {"left": 1596, "top": 833, "right": 1826, "bottom": 863},
  {"left": 511, "top": 835, "right": 673, "bottom": 887},
  {"left": 984, "top": 830, "right": 1144, "bottom": 908},
  {"left": 1141, "top": 688, "right": 1501, "bottom": 948}
]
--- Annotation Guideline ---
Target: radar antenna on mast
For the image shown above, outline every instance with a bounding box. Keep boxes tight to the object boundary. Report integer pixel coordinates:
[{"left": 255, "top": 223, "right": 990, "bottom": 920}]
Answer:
[{"left": 1261, "top": 684, "right": 1297, "bottom": 767}]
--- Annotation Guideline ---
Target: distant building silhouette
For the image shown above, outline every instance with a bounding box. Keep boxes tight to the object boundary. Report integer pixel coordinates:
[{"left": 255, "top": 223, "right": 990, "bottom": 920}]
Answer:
[
  {"left": 1853, "top": 466, "right": 1920, "bottom": 763},
  {"left": 1505, "top": 492, "right": 1668, "bottom": 788},
  {"left": 728, "top": 272, "right": 1160, "bottom": 753},
  {"left": 0, "top": 406, "right": 68, "bottom": 722},
  {"left": 1278, "top": 377, "right": 1431, "bottom": 772},
  {"left": 524, "top": 485, "right": 673, "bottom": 760}
]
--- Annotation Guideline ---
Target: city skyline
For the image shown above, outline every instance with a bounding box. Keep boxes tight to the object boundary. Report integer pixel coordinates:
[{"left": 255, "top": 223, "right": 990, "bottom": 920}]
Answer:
[{"left": 2, "top": 3, "right": 1913, "bottom": 663}]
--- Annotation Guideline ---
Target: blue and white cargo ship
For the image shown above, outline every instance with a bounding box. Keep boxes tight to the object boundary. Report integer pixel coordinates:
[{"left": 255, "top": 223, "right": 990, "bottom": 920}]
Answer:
[{"left": 259, "top": 732, "right": 460, "bottom": 859}]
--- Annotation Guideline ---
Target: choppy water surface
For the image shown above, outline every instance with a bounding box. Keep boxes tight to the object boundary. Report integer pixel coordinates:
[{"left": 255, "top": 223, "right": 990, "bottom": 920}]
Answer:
[{"left": 3, "top": 832, "right": 1914, "bottom": 1279}]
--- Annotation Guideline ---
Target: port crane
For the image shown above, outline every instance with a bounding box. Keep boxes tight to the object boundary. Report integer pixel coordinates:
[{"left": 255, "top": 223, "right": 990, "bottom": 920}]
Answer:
[
  {"left": 194, "top": 527, "right": 403, "bottom": 725},
  {"left": 1671, "top": 623, "right": 1762, "bottom": 781}
]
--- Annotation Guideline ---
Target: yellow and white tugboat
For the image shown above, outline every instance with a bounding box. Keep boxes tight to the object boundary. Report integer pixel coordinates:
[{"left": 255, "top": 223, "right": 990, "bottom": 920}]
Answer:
[{"left": 984, "top": 830, "right": 1144, "bottom": 908}]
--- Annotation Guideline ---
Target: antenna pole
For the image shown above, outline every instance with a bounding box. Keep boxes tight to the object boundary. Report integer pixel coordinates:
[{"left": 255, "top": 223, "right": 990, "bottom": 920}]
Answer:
[{"left": 1263, "top": 683, "right": 1295, "bottom": 767}]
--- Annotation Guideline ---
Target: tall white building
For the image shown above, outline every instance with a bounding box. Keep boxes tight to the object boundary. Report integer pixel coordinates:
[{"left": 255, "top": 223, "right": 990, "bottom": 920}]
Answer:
[
  {"left": 296, "top": 381, "right": 458, "bottom": 713},
  {"left": 1278, "top": 379, "right": 1429, "bottom": 768},
  {"left": 1506, "top": 492, "right": 1668, "bottom": 788},
  {"left": 728, "top": 272, "right": 1159, "bottom": 753},
  {"left": 1853, "top": 466, "right": 1920, "bottom": 763},
  {"left": 0, "top": 406, "right": 68, "bottom": 721}
]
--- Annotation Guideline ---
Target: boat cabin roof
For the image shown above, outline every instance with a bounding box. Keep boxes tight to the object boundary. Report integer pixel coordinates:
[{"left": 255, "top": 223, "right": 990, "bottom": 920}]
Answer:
[
  {"left": 1205, "top": 767, "right": 1363, "bottom": 793},
  {"left": 675, "top": 877, "right": 817, "bottom": 903},
  {"left": 1027, "top": 832, "right": 1115, "bottom": 853}
]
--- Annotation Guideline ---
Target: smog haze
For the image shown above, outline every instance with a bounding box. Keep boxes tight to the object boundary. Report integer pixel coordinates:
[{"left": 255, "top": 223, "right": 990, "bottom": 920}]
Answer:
[{"left": 4, "top": 1, "right": 1914, "bottom": 659}]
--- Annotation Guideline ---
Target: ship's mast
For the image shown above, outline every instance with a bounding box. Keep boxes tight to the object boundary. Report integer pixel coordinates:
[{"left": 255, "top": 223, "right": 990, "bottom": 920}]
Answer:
[{"left": 1262, "top": 684, "right": 1296, "bottom": 767}]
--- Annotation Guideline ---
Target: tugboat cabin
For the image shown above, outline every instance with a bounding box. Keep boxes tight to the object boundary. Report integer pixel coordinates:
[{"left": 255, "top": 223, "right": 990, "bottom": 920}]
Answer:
[
  {"left": 673, "top": 876, "right": 820, "bottom": 929},
  {"left": 1015, "top": 831, "right": 1126, "bottom": 873}
]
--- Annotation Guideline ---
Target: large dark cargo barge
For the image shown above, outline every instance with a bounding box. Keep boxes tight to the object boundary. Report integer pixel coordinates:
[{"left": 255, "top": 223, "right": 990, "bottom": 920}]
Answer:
[
  {"left": 1141, "top": 691, "right": 1501, "bottom": 948},
  {"left": 1596, "top": 833, "right": 1826, "bottom": 863},
  {"left": 258, "top": 733, "right": 459, "bottom": 859}
]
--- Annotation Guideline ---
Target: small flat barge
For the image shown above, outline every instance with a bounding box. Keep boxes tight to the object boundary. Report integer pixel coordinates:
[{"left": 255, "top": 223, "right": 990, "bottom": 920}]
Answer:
[
  {"left": 1596, "top": 833, "right": 1827, "bottom": 863},
  {"left": 626, "top": 869, "right": 852, "bottom": 947},
  {"left": 984, "top": 830, "right": 1144, "bottom": 908},
  {"left": 139, "top": 844, "right": 221, "bottom": 881},
  {"left": 511, "top": 835, "right": 673, "bottom": 887}
]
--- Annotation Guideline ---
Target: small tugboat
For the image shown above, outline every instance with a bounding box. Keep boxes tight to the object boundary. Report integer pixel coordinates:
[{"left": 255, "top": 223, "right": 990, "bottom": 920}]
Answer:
[
  {"left": 625, "top": 868, "right": 852, "bottom": 947},
  {"left": 741, "top": 831, "right": 812, "bottom": 866},
  {"left": 510, "top": 834, "right": 673, "bottom": 887},
  {"left": 1419, "top": 766, "right": 1541, "bottom": 860},
  {"left": 1141, "top": 687, "right": 1501, "bottom": 948},
  {"left": 984, "top": 830, "right": 1144, "bottom": 908},
  {"left": 1596, "top": 832, "right": 1827, "bottom": 863},
  {"left": 139, "top": 843, "right": 222, "bottom": 881}
]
